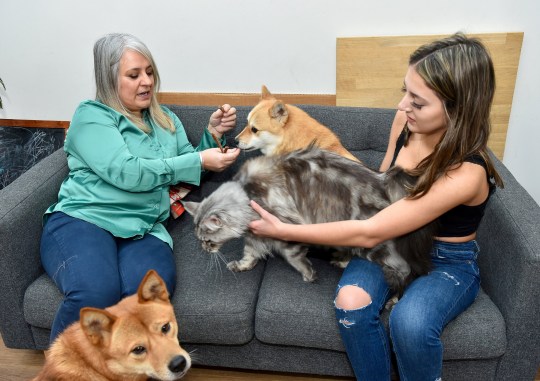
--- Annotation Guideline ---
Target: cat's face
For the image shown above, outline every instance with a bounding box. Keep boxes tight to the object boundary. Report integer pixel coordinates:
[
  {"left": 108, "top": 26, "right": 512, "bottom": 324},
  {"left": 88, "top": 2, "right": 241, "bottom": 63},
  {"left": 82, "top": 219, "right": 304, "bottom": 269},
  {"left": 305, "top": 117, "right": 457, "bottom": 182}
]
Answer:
[
  {"left": 183, "top": 202, "right": 224, "bottom": 252},
  {"left": 183, "top": 181, "right": 253, "bottom": 253},
  {"left": 183, "top": 199, "right": 248, "bottom": 253}
]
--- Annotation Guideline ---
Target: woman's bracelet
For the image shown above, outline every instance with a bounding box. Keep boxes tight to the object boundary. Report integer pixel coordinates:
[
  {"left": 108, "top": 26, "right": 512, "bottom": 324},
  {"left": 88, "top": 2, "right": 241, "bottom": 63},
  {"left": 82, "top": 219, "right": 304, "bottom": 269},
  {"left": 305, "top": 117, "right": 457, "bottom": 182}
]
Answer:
[{"left": 199, "top": 152, "right": 204, "bottom": 168}]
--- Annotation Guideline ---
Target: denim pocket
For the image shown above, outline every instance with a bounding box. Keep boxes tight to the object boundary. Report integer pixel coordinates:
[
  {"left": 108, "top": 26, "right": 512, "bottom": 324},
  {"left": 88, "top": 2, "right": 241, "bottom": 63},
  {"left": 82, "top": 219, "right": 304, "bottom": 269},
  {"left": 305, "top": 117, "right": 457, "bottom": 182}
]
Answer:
[{"left": 432, "top": 240, "right": 480, "bottom": 277}]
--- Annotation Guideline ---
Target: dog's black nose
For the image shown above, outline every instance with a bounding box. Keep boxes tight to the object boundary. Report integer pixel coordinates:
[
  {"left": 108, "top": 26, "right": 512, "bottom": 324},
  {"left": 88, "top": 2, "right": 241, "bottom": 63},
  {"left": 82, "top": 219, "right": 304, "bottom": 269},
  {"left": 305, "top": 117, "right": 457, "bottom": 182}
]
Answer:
[{"left": 169, "top": 355, "right": 187, "bottom": 373}]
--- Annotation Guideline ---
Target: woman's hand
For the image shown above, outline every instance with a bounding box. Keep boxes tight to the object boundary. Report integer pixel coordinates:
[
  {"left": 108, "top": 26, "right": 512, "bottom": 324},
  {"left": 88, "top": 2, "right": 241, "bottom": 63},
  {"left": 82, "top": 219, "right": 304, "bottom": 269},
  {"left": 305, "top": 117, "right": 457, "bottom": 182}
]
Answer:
[
  {"left": 200, "top": 147, "right": 240, "bottom": 172},
  {"left": 208, "top": 104, "right": 237, "bottom": 137},
  {"left": 248, "top": 200, "right": 286, "bottom": 240}
]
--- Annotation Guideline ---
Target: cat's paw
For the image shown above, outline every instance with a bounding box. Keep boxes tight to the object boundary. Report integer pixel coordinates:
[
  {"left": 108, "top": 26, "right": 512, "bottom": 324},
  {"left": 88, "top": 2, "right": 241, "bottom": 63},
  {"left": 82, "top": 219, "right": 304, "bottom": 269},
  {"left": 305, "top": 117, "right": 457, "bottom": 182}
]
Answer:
[
  {"left": 227, "top": 260, "right": 243, "bottom": 272},
  {"left": 226, "top": 259, "right": 256, "bottom": 272},
  {"left": 385, "top": 295, "right": 399, "bottom": 310},
  {"left": 302, "top": 270, "right": 317, "bottom": 282},
  {"left": 330, "top": 252, "right": 351, "bottom": 268},
  {"left": 330, "top": 259, "right": 350, "bottom": 269}
]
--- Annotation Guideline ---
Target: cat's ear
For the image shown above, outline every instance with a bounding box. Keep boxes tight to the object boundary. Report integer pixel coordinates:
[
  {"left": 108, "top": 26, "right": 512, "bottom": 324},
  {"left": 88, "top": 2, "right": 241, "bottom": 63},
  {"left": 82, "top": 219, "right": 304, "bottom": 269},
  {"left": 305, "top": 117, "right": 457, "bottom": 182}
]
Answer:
[
  {"left": 204, "top": 215, "right": 223, "bottom": 232},
  {"left": 182, "top": 201, "right": 199, "bottom": 216}
]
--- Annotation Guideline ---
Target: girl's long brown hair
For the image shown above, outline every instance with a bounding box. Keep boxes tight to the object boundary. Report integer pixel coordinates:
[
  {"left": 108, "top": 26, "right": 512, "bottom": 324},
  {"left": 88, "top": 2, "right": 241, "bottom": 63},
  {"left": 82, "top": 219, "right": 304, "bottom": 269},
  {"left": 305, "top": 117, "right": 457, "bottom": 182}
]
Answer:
[{"left": 404, "top": 33, "right": 503, "bottom": 198}]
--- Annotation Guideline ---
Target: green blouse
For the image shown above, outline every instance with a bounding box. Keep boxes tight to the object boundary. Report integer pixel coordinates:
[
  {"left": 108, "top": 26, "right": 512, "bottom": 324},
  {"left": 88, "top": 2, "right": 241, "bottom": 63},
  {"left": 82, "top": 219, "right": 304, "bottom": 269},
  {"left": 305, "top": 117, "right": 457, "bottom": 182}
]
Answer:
[{"left": 44, "top": 100, "right": 222, "bottom": 248}]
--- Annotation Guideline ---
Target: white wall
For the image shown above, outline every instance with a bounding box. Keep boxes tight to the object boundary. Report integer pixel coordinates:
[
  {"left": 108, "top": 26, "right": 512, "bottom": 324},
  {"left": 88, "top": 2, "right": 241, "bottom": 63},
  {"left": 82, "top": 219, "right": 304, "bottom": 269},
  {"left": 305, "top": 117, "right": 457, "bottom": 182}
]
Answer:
[{"left": 1, "top": 0, "right": 539, "bottom": 205}]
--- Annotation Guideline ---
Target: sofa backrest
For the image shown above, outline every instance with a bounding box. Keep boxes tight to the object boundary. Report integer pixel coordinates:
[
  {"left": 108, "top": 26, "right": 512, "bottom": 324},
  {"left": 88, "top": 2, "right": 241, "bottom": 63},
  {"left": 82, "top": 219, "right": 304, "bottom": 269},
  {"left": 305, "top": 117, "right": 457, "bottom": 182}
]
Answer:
[{"left": 164, "top": 104, "right": 397, "bottom": 170}]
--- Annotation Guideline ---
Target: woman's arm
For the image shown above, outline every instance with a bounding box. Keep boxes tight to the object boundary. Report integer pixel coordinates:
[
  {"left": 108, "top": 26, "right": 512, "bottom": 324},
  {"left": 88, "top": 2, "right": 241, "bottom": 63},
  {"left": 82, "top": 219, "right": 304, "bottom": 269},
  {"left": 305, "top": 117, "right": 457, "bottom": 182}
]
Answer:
[
  {"left": 67, "top": 102, "right": 206, "bottom": 191},
  {"left": 379, "top": 110, "right": 407, "bottom": 172},
  {"left": 249, "top": 162, "right": 487, "bottom": 247},
  {"left": 166, "top": 105, "right": 240, "bottom": 173}
]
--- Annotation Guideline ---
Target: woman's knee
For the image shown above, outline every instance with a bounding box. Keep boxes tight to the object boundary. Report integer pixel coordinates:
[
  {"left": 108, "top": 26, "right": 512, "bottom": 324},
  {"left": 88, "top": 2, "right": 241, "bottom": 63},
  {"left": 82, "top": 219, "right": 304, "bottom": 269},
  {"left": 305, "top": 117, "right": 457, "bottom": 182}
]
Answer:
[
  {"left": 79, "top": 276, "right": 123, "bottom": 305},
  {"left": 335, "top": 285, "right": 372, "bottom": 310},
  {"left": 389, "top": 302, "right": 439, "bottom": 346},
  {"left": 120, "top": 265, "right": 176, "bottom": 298}
]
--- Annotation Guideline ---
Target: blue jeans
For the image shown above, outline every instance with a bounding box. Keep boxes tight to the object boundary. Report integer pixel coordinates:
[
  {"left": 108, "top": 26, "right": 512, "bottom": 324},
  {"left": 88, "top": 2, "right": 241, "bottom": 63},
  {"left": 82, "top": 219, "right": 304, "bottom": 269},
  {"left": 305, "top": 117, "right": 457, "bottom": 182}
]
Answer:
[
  {"left": 335, "top": 240, "right": 480, "bottom": 381},
  {"left": 40, "top": 212, "right": 176, "bottom": 344}
]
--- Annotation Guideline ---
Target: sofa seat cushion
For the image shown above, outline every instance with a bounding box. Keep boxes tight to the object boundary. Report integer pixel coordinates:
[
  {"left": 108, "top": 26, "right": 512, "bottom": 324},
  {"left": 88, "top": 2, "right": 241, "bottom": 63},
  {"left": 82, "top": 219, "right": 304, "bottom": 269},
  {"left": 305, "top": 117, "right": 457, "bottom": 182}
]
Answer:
[
  {"left": 255, "top": 256, "right": 344, "bottom": 351},
  {"left": 24, "top": 275, "right": 62, "bottom": 329},
  {"left": 168, "top": 215, "right": 265, "bottom": 345},
  {"left": 255, "top": 256, "right": 507, "bottom": 360},
  {"left": 24, "top": 214, "right": 265, "bottom": 347}
]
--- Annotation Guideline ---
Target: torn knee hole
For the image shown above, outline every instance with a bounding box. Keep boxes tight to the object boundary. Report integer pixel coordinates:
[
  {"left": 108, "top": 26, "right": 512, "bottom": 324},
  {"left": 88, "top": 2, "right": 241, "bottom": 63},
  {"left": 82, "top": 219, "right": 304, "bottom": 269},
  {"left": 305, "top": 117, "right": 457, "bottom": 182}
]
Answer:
[{"left": 335, "top": 285, "right": 372, "bottom": 310}]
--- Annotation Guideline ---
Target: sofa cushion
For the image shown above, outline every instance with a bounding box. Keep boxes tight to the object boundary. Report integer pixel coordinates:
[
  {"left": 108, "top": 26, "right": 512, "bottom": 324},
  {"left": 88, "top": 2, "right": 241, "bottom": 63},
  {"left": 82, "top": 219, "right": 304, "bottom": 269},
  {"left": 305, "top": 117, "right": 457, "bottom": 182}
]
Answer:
[
  {"left": 255, "top": 256, "right": 345, "bottom": 351},
  {"left": 167, "top": 213, "right": 265, "bottom": 346},
  {"left": 24, "top": 209, "right": 265, "bottom": 347},
  {"left": 299, "top": 105, "right": 394, "bottom": 168},
  {"left": 255, "top": 255, "right": 507, "bottom": 360},
  {"left": 165, "top": 104, "right": 393, "bottom": 170},
  {"left": 24, "top": 275, "right": 62, "bottom": 329}
]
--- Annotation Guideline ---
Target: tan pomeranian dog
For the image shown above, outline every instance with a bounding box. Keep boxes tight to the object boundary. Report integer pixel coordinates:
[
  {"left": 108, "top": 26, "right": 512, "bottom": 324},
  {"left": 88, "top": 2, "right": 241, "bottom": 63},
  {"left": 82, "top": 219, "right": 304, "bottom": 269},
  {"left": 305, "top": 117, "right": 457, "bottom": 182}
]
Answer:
[
  {"left": 235, "top": 85, "right": 359, "bottom": 162},
  {"left": 32, "top": 270, "right": 190, "bottom": 381}
]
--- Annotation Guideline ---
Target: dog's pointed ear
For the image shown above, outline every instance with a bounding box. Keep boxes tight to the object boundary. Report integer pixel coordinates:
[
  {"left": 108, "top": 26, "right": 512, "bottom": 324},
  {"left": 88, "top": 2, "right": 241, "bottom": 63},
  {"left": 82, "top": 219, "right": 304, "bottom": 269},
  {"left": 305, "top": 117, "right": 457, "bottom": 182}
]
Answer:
[
  {"left": 261, "top": 85, "right": 274, "bottom": 100},
  {"left": 270, "top": 101, "right": 289, "bottom": 125},
  {"left": 80, "top": 307, "right": 116, "bottom": 346},
  {"left": 182, "top": 201, "right": 199, "bottom": 216},
  {"left": 138, "top": 270, "right": 170, "bottom": 303}
]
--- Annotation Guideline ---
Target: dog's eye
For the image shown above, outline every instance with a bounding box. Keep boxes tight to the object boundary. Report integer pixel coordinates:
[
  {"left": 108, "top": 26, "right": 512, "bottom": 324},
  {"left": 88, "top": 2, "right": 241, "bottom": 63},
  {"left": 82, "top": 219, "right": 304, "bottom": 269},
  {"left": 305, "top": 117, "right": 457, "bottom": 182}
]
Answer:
[
  {"left": 162, "top": 322, "right": 171, "bottom": 334},
  {"left": 131, "top": 346, "right": 146, "bottom": 355},
  {"left": 251, "top": 127, "right": 258, "bottom": 133}
]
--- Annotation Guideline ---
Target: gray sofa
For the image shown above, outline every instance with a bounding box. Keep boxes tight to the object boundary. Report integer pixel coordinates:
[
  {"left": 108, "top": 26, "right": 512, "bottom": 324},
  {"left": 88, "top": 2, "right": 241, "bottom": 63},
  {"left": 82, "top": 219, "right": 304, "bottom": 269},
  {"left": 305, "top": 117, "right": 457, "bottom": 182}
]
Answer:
[{"left": 1, "top": 104, "right": 539, "bottom": 380}]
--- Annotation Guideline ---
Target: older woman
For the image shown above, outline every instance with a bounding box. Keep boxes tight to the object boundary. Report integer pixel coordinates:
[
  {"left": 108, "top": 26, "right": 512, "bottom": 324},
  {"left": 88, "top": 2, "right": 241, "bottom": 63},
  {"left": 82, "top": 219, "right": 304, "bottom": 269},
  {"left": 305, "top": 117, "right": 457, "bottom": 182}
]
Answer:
[{"left": 40, "top": 33, "right": 240, "bottom": 343}]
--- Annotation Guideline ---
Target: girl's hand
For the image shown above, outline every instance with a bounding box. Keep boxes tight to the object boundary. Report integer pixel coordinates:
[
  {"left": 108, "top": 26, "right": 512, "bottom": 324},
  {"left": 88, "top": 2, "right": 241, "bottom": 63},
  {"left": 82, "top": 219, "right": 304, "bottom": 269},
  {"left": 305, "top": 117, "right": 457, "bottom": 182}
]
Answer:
[
  {"left": 248, "top": 200, "right": 285, "bottom": 239},
  {"left": 208, "top": 104, "right": 237, "bottom": 137},
  {"left": 200, "top": 147, "right": 240, "bottom": 172}
]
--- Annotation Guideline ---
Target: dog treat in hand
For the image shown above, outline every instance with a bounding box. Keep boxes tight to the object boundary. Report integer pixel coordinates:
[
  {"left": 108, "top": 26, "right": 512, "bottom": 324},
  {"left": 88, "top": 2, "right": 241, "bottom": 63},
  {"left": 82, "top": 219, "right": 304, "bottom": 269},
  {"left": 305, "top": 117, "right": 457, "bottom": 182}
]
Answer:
[
  {"left": 211, "top": 132, "right": 229, "bottom": 153},
  {"left": 211, "top": 106, "right": 229, "bottom": 152}
]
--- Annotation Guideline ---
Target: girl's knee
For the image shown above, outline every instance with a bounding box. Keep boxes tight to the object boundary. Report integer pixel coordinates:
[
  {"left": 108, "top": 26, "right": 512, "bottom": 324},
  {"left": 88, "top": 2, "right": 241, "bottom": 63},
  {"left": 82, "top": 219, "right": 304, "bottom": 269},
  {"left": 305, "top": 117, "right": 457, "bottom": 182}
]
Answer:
[
  {"left": 335, "top": 285, "right": 376, "bottom": 330},
  {"left": 390, "top": 305, "right": 439, "bottom": 346},
  {"left": 335, "top": 285, "right": 372, "bottom": 311}
]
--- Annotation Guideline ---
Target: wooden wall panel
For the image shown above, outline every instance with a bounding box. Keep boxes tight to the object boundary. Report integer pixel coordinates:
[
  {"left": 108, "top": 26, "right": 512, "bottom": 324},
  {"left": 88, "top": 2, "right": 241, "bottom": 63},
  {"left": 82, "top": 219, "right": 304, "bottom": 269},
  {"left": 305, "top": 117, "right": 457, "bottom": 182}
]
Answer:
[
  {"left": 158, "top": 92, "right": 336, "bottom": 106},
  {"left": 0, "top": 93, "right": 335, "bottom": 129},
  {"left": 0, "top": 119, "right": 69, "bottom": 129},
  {"left": 336, "top": 33, "right": 523, "bottom": 159}
]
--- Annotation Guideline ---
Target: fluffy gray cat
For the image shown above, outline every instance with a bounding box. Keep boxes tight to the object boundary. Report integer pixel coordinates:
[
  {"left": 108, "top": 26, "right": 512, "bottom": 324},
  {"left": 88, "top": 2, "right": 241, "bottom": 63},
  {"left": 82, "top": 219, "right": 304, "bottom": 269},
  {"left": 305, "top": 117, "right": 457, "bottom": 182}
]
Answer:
[{"left": 183, "top": 148, "right": 435, "bottom": 293}]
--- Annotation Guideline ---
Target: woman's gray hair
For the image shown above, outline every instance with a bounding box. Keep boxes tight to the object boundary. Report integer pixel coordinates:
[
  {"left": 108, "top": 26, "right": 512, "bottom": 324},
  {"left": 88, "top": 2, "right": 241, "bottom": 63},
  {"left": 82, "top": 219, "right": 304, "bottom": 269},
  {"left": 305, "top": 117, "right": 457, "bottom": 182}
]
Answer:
[{"left": 93, "top": 33, "right": 174, "bottom": 132}]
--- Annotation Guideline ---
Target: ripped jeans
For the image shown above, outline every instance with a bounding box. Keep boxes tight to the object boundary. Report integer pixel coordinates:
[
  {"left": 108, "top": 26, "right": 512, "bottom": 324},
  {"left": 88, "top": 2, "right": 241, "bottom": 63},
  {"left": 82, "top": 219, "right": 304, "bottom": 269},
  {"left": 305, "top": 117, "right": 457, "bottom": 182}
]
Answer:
[
  {"left": 40, "top": 212, "right": 176, "bottom": 344},
  {"left": 335, "top": 240, "right": 480, "bottom": 381}
]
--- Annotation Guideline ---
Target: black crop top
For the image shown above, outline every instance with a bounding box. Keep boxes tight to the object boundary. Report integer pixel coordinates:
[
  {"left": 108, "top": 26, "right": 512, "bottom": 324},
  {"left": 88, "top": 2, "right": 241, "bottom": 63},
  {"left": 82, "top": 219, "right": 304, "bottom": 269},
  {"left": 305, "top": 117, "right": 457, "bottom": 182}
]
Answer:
[{"left": 390, "top": 128, "right": 495, "bottom": 237}]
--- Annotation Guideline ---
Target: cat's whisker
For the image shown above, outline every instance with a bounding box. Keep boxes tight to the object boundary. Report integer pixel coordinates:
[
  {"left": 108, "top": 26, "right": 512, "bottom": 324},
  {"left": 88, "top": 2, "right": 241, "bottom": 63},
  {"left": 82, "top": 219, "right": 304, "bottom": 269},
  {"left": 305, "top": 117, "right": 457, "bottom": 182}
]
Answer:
[
  {"left": 216, "top": 249, "right": 239, "bottom": 280},
  {"left": 214, "top": 250, "right": 228, "bottom": 266},
  {"left": 212, "top": 252, "right": 224, "bottom": 278},
  {"left": 201, "top": 248, "right": 218, "bottom": 275}
]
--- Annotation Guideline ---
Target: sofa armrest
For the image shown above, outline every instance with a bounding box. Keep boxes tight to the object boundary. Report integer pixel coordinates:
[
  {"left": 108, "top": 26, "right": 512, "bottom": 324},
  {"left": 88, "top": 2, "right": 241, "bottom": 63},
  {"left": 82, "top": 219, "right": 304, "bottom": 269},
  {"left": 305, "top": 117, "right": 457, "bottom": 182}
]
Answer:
[
  {"left": 477, "top": 157, "right": 540, "bottom": 380},
  {"left": 0, "top": 148, "right": 68, "bottom": 349}
]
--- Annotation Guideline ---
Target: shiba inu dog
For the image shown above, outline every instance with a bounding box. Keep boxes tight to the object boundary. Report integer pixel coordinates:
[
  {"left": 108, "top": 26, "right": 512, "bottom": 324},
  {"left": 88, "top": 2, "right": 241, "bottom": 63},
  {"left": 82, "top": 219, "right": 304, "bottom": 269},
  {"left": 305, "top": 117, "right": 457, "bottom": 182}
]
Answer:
[
  {"left": 32, "top": 270, "right": 190, "bottom": 381},
  {"left": 235, "top": 85, "right": 359, "bottom": 162}
]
